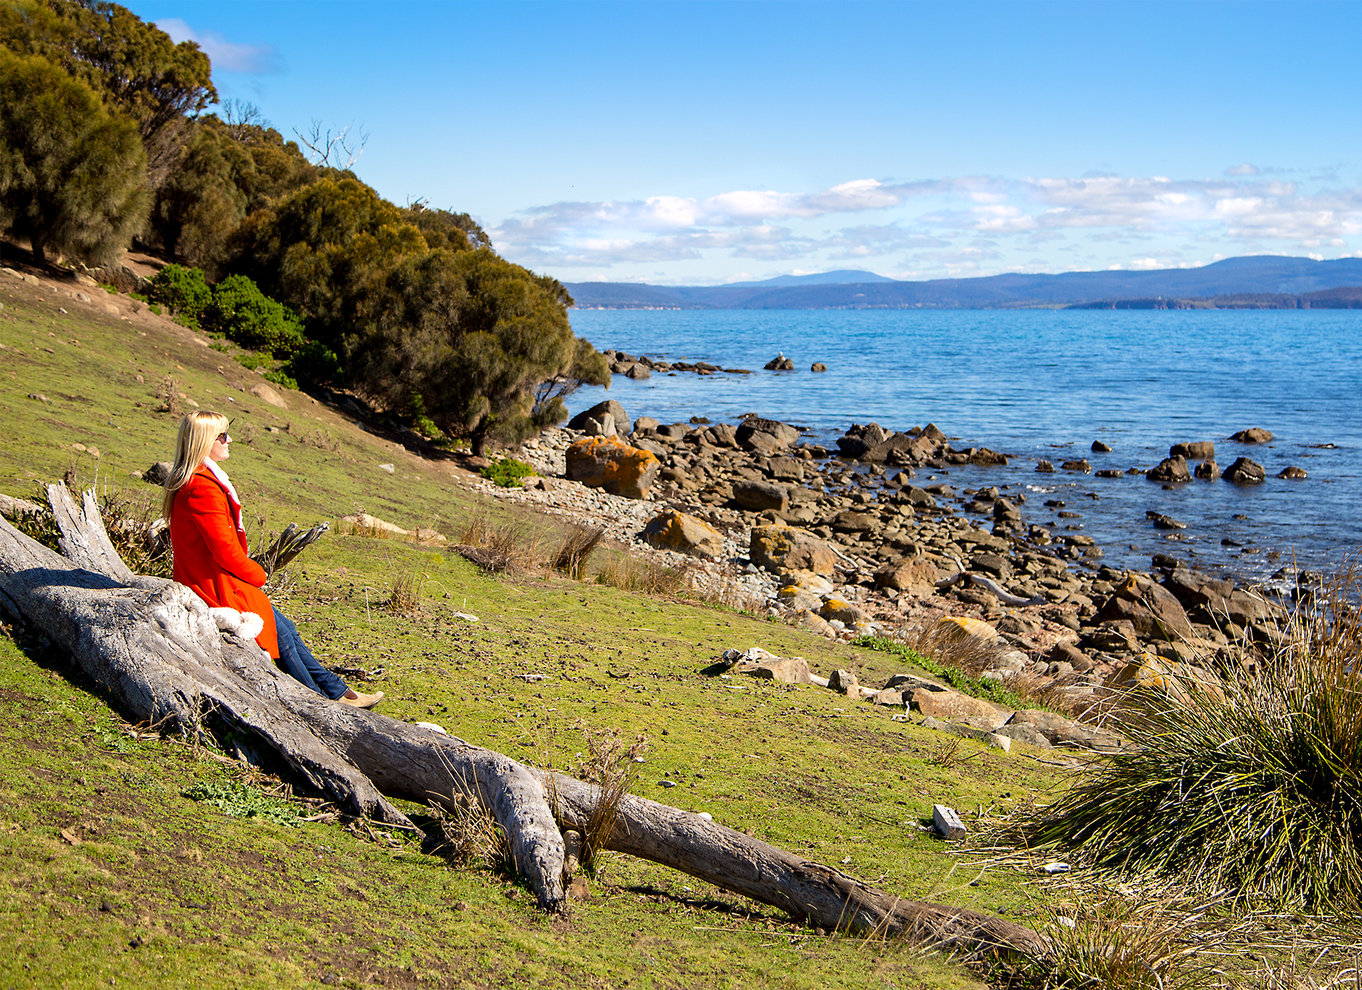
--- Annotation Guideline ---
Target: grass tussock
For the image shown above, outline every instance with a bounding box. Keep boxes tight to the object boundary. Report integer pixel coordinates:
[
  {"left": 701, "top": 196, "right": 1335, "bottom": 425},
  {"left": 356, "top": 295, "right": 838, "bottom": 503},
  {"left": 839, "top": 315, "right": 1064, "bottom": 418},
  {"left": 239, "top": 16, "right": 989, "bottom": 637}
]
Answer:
[
  {"left": 572, "top": 725, "right": 648, "bottom": 872},
  {"left": 451, "top": 510, "right": 546, "bottom": 575},
  {"left": 854, "top": 630, "right": 1034, "bottom": 710},
  {"left": 1013, "top": 564, "right": 1362, "bottom": 912},
  {"left": 998, "top": 895, "right": 1218, "bottom": 990},
  {"left": 385, "top": 570, "right": 421, "bottom": 615},
  {"left": 595, "top": 554, "right": 687, "bottom": 597},
  {"left": 552, "top": 524, "right": 603, "bottom": 579},
  {"left": 427, "top": 781, "right": 512, "bottom": 872}
]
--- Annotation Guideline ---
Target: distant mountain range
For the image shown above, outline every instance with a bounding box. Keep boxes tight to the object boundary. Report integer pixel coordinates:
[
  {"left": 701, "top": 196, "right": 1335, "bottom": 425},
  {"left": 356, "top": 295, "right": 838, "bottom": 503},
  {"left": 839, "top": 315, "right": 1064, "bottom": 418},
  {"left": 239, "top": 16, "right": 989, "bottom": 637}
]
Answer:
[{"left": 565, "top": 256, "right": 1362, "bottom": 310}]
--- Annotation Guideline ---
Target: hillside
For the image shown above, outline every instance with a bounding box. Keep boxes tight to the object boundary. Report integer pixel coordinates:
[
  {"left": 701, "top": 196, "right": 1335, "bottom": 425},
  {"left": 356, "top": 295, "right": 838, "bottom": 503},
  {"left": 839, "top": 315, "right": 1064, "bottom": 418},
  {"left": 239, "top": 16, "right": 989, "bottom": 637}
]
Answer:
[
  {"left": 566, "top": 255, "right": 1362, "bottom": 309},
  {"left": 0, "top": 261, "right": 1054, "bottom": 989}
]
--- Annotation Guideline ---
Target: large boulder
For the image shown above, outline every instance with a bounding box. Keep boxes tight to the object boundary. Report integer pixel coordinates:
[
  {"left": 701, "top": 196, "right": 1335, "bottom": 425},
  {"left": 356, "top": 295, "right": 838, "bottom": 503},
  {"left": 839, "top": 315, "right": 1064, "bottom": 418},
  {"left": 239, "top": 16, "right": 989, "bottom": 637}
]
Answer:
[
  {"left": 1170, "top": 441, "right": 1215, "bottom": 460},
  {"left": 873, "top": 555, "right": 949, "bottom": 592},
  {"left": 565, "top": 435, "right": 659, "bottom": 499},
  {"left": 1094, "top": 574, "right": 1193, "bottom": 641},
  {"left": 1113, "top": 652, "right": 1226, "bottom": 706},
  {"left": 568, "top": 400, "right": 632, "bottom": 435},
  {"left": 1230, "top": 427, "right": 1274, "bottom": 444},
  {"left": 642, "top": 510, "right": 725, "bottom": 558},
  {"left": 733, "top": 479, "right": 790, "bottom": 512},
  {"left": 749, "top": 524, "right": 836, "bottom": 577},
  {"left": 1223, "top": 457, "right": 1266, "bottom": 484},
  {"left": 736, "top": 416, "right": 799, "bottom": 454},
  {"left": 1146, "top": 455, "right": 1191, "bottom": 483}
]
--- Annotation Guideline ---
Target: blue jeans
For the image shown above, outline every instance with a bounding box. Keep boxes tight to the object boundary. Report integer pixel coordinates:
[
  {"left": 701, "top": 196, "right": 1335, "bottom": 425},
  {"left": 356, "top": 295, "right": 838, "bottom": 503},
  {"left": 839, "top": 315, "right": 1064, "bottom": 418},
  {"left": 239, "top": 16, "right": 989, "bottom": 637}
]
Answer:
[{"left": 273, "top": 608, "right": 349, "bottom": 700}]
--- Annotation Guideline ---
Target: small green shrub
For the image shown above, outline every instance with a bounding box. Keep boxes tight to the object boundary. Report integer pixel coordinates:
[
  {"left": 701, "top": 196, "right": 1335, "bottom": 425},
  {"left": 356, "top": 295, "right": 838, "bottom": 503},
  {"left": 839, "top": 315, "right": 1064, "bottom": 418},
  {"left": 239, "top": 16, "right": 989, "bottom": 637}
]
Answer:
[
  {"left": 205, "top": 274, "right": 305, "bottom": 357},
  {"left": 480, "top": 457, "right": 535, "bottom": 488},
  {"left": 262, "top": 367, "right": 298, "bottom": 390},
  {"left": 182, "top": 781, "right": 301, "bottom": 827},
  {"left": 145, "top": 263, "right": 211, "bottom": 328},
  {"left": 286, "top": 340, "right": 343, "bottom": 385},
  {"left": 235, "top": 351, "right": 270, "bottom": 370}
]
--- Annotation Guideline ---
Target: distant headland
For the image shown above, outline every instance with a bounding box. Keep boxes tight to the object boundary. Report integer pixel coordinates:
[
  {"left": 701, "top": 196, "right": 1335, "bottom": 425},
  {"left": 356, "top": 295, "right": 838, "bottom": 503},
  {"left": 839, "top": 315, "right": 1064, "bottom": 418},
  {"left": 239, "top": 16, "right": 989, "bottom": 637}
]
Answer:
[{"left": 566, "top": 255, "right": 1362, "bottom": 310}]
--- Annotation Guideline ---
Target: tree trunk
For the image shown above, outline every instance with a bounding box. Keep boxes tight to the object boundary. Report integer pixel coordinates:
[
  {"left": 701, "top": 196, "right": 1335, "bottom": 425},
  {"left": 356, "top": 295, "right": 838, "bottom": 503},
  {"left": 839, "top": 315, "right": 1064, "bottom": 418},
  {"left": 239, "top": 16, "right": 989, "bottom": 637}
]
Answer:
[{"left": 0, "top": 485, "right": 1045, "bottom": 955}]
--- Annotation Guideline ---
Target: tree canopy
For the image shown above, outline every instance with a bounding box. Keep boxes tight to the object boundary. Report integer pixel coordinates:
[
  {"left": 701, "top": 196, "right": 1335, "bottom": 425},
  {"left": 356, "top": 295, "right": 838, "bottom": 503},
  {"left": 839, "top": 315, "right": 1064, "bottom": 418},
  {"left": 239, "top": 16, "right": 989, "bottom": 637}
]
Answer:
[
  {"left": 0, "top": 0, "right": 605, "bottom": 451},
  {"left": 0, "top": 48, "right": 148, "bottom": 264}
]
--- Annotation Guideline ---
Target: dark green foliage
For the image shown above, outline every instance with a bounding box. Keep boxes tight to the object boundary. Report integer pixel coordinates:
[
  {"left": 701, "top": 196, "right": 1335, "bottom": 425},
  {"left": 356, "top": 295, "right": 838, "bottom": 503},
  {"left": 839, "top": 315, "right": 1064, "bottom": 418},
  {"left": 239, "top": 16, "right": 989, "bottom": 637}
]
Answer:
[
  {"left": 230, "top": 176, "right": 422, "bottom": 351},
  {"left": 0, "top": 49, "right": 149, "bottom": 264},
  {"left": 234, "top": 178, "right": 608, "bottom": 452},
  {"left": 400, "top": 200, "right": 491, "bottom": 251},
  {"left": 145, "top": 263, "right": 211, "bottom": 327},
  {"left": 285, "top": 340, "right": 343, "bottom": 385},
  {"left": 149, "top": 125, "right": 246, "bottom": 272},
  {"left": 480, "top": 458, "right": 536, "bottom": 488},
  {"left": 0, "top": 0, "right": 215, "bottom": 146},
  {"left": 205, "top": 274, "right": 305, "bottom": 357}
]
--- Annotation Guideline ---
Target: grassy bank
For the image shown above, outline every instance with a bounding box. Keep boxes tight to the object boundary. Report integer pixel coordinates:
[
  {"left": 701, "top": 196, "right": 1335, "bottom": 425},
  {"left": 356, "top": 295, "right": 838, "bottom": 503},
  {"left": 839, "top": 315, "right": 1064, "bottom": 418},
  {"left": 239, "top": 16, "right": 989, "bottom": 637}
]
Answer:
[
  {"left": 6, "top": 266, "right": 1359, "bottom": 989},
  {"left": 0, "top": 268, "right": 1068, "bottom": 987}
]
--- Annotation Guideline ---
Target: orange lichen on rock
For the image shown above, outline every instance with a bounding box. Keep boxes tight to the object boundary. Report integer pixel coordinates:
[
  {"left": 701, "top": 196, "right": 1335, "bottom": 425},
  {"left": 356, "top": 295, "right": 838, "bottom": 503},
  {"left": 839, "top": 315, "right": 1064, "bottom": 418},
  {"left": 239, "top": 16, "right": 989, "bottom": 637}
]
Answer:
[{"left": 565, "top": 435, "right": 661, "bottom": 499}]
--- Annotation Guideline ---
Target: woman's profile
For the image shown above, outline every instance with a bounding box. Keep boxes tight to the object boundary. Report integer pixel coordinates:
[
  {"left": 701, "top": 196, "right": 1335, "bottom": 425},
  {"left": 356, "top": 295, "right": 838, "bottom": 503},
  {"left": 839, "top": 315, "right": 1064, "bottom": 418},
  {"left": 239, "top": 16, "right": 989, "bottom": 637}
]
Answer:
[{"left": 162, "top": 411, "right": 383, "bottom": 708}]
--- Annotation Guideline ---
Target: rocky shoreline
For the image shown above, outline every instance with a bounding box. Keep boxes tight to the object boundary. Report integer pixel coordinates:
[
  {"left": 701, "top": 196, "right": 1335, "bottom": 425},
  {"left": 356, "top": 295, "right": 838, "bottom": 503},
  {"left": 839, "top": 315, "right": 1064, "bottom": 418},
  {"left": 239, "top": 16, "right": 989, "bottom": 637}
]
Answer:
[{"left": 490, "top": 401, "right": 1312, "bottom": 733}]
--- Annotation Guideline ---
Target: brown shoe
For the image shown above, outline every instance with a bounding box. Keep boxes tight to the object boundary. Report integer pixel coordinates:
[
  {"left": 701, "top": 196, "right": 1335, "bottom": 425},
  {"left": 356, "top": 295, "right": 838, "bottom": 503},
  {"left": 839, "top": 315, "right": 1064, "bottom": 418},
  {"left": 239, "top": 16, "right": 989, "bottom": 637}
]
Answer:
[{"left": 338, "top": 690, "right": 384, "bottom": 709}]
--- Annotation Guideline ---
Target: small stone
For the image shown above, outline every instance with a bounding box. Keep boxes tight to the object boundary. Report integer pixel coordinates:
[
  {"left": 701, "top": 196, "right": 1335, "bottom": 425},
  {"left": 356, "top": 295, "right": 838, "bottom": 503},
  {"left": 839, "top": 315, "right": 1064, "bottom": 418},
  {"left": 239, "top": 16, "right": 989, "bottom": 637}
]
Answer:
[{"left": 378, "top": 463, "right": 395, "bottom": 473}]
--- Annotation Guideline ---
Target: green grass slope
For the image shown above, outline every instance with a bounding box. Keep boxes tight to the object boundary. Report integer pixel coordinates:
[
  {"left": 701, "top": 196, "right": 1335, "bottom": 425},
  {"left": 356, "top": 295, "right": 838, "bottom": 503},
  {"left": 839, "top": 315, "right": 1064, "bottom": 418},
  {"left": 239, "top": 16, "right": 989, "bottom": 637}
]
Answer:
[{"left": 0, "top": 268, "right": 1063, "bottom": 989}]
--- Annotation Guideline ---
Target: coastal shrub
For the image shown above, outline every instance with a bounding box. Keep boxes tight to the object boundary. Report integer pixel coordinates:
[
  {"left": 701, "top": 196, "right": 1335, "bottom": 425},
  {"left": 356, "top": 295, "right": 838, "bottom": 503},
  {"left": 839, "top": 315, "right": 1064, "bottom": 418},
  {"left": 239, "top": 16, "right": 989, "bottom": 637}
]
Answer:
[
  {"left": 204, "top": 274, "right": 305, "bottom": 357},
  {"left": 145, "top": 263, "right": 211, "bottom": 328},
  {"left": 285, "top": 340, "right": 343, "bottom": 386},
  {"left": 262, "top": 367, "right": 298, "bottom": 390},
  {"left": 1014, "top": 566, "right": 1362, "bottom": 911},
  {"left": 480, "top": 457, "right": 535, "bottom": 488}
]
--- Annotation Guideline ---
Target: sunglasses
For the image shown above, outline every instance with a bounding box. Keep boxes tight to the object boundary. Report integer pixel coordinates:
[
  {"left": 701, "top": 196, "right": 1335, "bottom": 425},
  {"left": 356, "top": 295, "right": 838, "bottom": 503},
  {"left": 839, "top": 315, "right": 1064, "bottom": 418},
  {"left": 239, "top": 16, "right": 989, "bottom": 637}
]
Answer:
[{"left": 216, "top": 432, "right": 231, "bottom": 444}]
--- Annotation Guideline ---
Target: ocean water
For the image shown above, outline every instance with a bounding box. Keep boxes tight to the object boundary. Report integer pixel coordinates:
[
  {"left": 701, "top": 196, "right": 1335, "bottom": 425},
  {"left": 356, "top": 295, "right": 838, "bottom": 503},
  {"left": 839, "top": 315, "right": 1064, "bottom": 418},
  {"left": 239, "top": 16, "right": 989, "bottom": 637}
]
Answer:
[{"left": 564, "top": 308, "right": 1362, "bottom": 583}]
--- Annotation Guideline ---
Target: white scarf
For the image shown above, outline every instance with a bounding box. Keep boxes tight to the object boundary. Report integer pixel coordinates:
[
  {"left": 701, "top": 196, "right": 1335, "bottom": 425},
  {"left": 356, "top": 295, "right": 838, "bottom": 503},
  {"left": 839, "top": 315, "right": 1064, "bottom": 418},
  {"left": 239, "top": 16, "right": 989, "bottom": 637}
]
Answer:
[{"left": 203, "top": 459, "right": 246, "bottom": 533}]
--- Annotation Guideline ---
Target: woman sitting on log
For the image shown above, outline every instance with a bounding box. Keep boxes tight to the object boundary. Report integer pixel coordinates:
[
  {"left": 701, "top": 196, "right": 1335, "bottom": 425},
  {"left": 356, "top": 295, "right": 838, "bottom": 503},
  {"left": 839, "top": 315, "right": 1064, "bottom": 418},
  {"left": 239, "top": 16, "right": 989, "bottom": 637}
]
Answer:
[{"left": 162, "top": 411, "right": 383, "bottom": 709}]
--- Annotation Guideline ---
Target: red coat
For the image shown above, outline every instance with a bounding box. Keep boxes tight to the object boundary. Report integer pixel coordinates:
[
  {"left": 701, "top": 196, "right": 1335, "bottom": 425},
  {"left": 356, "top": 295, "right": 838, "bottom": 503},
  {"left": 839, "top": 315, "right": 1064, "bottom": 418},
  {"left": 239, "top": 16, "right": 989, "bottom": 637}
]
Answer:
[{"left": 170, "top": 466, "right": 280, "bottom": 658}]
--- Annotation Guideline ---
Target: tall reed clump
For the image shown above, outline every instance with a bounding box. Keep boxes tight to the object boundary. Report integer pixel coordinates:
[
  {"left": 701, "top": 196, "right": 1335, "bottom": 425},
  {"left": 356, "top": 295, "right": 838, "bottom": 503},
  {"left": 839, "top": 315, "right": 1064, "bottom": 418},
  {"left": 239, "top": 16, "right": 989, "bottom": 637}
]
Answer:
[{"left": 1015, "top": 566, "right": 1362, "bottom": 911}]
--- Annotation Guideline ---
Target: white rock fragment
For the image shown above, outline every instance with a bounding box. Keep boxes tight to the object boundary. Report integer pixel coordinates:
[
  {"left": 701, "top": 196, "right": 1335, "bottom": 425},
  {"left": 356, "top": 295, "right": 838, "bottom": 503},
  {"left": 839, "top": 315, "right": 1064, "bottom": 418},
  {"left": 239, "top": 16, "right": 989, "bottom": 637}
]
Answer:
[{"left": 932, "top": 803, "right": 967, "bottom": 840}]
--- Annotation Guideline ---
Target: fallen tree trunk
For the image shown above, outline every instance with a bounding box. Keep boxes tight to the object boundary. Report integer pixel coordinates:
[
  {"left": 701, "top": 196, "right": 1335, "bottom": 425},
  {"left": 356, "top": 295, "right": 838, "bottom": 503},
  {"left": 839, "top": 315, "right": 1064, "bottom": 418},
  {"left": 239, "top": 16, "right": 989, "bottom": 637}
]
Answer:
[{"left": 0, "top": 485, "right": 1045, "bottom": 954}]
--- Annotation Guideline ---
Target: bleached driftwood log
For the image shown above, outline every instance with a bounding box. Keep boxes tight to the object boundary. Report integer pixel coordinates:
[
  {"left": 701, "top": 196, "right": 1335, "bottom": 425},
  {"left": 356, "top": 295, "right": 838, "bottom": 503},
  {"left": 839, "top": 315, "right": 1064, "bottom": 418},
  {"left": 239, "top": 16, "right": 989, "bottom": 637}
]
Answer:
[{"left": 0, "top": 485, "right": 1045, "bottom": 953}]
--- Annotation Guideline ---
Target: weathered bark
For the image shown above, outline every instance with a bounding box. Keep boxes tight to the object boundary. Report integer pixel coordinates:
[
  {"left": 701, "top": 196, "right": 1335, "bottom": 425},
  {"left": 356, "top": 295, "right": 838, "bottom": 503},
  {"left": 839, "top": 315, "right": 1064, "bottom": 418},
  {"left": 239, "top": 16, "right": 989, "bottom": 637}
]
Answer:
[
  {"left": 0, "top": 485, "right": 1044, "bottom": 954},
  {"left": 536, "top": 770, "right": 1047, "bottom": 953}
]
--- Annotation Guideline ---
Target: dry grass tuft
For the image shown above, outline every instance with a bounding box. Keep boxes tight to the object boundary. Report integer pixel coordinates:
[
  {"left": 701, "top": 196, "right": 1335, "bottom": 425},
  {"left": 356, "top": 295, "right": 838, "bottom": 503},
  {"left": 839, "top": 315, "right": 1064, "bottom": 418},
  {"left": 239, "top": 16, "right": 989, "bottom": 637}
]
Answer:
[
  {"left": 426, "top": 780, "right": 511, "bottom": 871},
  {"left": 552, "top": 525, "right": 603, "bottom": 579},
  {"left": 450, "top": 510, "right": 546, "bottom": 575},
  {"left": 572, "top": 725, "right": 648, "bottom": 872},
  {"left": 385, "top": 570, "right": 421, "bottom": 615},
  {"left": 595, "top": 555, "right": 687, "bottom": 597},
  {"left": 997, "top": 894, "right": 1219, "bottom": 990}
]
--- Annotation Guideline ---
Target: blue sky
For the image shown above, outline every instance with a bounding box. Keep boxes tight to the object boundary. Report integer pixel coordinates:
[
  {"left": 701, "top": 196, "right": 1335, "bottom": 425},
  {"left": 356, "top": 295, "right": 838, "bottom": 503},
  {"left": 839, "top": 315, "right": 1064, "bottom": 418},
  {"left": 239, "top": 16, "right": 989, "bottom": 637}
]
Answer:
[{"left": 128, "top": 1, "right": 1362, "bottom": 285}]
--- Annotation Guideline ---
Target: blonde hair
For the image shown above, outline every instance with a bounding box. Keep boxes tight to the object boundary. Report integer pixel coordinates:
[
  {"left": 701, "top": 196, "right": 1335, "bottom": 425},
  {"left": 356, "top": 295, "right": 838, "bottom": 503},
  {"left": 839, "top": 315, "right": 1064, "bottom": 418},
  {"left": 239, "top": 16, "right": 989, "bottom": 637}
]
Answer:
[{"left": 161, "top": 411, "right": 230, "bottom": 520}]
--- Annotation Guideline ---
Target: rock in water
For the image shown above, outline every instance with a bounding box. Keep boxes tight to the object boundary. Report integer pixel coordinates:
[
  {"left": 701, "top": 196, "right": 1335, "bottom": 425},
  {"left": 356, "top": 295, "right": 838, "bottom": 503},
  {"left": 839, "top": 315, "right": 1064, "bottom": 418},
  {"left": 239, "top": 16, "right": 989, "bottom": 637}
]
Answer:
[
  {"left": 1223, "top": 457, "right": 1266, "bottom": 484},
  {"left": 1230, "top": 427, "right": 1274, "bottom": 443},
  {"left": 1146, "top": 455, "right": 1191, "bottom": 483}
]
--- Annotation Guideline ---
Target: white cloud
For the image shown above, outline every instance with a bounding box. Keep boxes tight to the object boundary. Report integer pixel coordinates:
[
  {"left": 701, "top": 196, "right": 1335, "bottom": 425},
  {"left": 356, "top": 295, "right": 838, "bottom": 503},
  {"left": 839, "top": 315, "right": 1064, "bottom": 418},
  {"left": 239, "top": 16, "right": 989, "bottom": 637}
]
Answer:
[
  {"left": 492, "top": 168, "right": 1362, "bottom": 281},
  {"left": 156, "top": 18, "right": 280, "bottom": 74}
]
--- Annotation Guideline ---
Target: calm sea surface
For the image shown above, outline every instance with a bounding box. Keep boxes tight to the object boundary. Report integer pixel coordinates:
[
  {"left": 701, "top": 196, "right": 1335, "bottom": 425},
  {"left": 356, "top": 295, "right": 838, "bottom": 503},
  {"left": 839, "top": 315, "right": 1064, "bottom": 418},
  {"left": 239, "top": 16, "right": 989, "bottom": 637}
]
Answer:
[{"left": 565, "top": 308, "right": 1362, "bottom": 584}]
